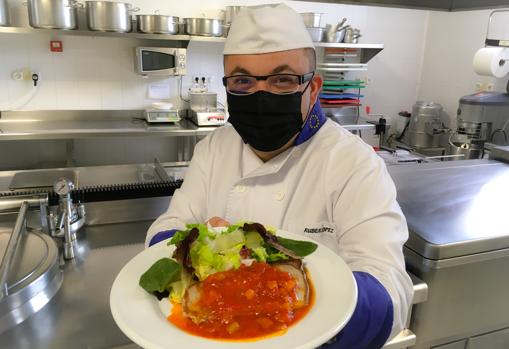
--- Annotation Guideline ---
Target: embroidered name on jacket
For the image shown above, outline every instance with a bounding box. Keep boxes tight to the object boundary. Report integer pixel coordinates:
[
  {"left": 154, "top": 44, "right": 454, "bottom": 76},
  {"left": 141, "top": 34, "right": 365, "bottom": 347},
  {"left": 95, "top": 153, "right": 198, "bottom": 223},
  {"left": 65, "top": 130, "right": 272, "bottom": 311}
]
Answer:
[{"left": 304, "top": 226, "right": 334, "bottom": 234}]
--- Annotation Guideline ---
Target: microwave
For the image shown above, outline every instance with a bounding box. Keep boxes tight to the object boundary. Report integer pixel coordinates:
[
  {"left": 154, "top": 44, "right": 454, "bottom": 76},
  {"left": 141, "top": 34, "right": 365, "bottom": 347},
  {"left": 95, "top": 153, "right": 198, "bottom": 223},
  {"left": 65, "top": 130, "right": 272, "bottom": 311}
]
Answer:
[{"left": 135, "top": 47, "right": 187, "bottom": 76}]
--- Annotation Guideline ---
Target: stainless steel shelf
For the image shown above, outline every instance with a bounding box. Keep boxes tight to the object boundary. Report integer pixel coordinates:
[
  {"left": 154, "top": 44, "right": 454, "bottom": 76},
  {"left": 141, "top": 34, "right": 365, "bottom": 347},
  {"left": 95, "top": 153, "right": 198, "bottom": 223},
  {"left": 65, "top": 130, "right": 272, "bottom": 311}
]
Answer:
[
  {"left": 0, "top": 26, "right": 226, "bottom": 47},
  {"left": 0, "top": 110, "right": 215, "bottom": 141},
  {"left": 314, "top": 43, "right": 384, "bottom": 49},
  {"left": 314, "top": 43, "right": 384, "bottom": 64}
]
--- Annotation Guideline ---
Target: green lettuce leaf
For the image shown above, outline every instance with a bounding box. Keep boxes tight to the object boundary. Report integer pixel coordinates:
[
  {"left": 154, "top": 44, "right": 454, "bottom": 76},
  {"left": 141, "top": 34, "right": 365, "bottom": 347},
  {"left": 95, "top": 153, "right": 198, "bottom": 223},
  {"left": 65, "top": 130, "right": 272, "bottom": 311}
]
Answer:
[
  {"left": 277, "top": 237, "right": 318, "bottom": 257},
  {"left": 169, "top": 270, "right": 193, "bottom": 303},
  {"left": 168, "top": 230, "right": 190, "bottom": 245},
  {"left": 139, "top": 258, "right": 181, "bottom": 293}
]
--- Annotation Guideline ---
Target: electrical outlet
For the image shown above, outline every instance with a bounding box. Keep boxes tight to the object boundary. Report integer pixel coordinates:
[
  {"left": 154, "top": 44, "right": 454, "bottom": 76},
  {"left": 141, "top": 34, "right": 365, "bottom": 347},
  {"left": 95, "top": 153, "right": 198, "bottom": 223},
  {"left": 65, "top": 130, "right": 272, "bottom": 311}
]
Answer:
[
  {"left": 22, "top": 68, "right": 33, "bottom": 80},
  {"left": 11, "top": 70, "right": 24, "bottom": 81},
  {"left": 487, "top": 83, "right": 494, "bottom": 91},
  {"left": 11, "top": 69, "right": 41, "bottom": 84},
  {"left": 475, "top": 82, "right": 483, "bottom": 91}
]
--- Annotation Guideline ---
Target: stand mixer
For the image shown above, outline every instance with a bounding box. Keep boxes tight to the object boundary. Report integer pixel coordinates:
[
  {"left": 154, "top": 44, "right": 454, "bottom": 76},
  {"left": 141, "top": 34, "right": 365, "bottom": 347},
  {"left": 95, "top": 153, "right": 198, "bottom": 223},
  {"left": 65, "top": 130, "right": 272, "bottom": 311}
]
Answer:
[{"left": 448, "top": 85, "right": 509, "bottom": 159}]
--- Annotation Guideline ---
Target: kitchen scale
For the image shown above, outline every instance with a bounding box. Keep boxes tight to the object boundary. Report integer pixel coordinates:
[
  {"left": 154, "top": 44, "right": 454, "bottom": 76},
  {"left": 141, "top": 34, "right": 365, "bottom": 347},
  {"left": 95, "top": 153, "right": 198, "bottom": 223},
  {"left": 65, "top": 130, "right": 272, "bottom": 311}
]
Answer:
[{"left": 144, "top": 109, "right": 181, "bottom": 123}]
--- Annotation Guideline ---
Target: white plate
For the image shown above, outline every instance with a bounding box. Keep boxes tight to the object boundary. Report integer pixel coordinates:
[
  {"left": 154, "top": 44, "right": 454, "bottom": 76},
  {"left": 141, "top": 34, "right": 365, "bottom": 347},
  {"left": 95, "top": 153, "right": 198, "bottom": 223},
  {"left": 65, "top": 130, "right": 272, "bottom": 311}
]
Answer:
[{"left": 110, "top": 230, "right": 357, "bottom": 349}]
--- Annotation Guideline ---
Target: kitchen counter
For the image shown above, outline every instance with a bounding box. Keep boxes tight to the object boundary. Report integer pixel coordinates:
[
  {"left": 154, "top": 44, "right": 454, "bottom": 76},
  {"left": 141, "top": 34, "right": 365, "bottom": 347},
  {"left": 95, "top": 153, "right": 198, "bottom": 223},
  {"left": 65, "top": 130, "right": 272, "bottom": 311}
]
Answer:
[
  {"left": 388, "top": 158, "right": 509, "bottom": 348},
  {"left": 0, "top": 110, "right": 216, "bottom": 141}
]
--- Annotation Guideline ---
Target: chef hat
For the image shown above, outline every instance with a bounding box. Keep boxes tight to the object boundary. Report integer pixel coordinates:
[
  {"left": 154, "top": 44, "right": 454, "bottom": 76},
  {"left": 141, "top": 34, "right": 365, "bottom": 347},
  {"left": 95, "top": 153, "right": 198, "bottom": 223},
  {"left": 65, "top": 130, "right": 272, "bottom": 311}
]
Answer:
[{"left": 223, "top": 3, "right": 314, "bottom": 55}]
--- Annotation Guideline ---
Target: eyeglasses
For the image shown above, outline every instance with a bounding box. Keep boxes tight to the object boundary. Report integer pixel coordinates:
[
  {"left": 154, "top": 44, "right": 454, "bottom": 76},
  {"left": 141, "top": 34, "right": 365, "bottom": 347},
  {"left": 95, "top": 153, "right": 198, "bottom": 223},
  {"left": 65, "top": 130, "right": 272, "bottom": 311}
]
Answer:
[{"left": 222, "top": 72, "right": 315, "bottom": 96}]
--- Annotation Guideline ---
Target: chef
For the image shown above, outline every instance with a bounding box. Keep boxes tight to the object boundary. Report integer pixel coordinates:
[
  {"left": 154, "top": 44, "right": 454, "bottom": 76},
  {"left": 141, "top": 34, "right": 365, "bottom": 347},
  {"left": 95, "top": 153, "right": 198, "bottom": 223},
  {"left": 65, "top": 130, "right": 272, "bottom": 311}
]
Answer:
[{"left": 146, "top": 3, "right": 413, "bottom": 348}]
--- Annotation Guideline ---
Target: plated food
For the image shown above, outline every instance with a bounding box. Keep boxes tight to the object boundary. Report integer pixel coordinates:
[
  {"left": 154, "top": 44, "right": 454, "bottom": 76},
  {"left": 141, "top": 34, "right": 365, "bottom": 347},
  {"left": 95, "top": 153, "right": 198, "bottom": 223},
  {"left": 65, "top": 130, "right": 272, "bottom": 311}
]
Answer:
[
  {"left": 138, "top": 222, "right": 318, "bottom": 340},
  {"left": 110, "top": 226, "right": 357, "bottom": 349}
]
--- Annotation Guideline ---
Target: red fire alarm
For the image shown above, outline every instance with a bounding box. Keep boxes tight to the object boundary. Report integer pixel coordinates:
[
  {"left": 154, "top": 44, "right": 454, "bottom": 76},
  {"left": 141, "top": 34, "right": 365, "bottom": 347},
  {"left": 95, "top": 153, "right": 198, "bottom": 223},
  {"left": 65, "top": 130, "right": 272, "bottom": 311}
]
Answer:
[{"left": 50, "top": 40, "right": 63, "bottom": 52}]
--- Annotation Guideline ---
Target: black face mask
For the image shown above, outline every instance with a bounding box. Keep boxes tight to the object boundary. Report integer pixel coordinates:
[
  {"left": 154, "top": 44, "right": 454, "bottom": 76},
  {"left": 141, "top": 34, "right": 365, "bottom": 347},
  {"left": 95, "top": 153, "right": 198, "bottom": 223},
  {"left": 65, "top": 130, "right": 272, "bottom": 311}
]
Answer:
[{"left": 227, "top": 91, "right": 305, "bottom": 152}]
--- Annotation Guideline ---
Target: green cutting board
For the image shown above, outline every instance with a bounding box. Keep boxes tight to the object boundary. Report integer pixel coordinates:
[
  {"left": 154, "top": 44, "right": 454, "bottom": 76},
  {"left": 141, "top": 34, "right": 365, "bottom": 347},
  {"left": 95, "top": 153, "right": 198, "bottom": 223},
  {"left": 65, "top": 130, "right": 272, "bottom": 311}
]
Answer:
[
  {"left": 323, "top": 80, "right": 365, "bottom": 86},
  {"left": 323, "top": 85, "right": 366, "bottom": 90}
]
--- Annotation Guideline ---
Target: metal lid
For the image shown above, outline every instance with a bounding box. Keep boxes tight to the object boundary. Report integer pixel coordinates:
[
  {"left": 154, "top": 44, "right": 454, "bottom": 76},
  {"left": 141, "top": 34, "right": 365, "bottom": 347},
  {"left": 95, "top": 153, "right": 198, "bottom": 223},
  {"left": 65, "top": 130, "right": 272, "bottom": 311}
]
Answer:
[
  {"left": 0, "top": 230, "right": 62, "bottom": 334},
  {"left": 389, "top": 160, "right": 509, "bottom": 261},
  {"left": 459, "top": 92, "right": 509, "bottom": 106}
]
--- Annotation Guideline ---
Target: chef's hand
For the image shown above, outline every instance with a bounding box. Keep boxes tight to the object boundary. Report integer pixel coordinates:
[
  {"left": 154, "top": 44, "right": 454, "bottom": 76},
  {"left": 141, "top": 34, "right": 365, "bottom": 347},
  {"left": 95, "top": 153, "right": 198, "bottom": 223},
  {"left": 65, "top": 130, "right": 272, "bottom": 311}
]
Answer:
[{"left": 207, "top": 216, "right": 230, "bottom": 227}]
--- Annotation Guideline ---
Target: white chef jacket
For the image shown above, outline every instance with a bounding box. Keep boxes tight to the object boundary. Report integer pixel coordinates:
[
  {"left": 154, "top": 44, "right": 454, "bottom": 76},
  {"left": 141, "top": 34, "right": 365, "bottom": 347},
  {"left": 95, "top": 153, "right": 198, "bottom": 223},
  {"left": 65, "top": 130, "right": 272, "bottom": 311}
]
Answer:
[{"left": 146, "top": 119, "right": 413, "bottom": 337}]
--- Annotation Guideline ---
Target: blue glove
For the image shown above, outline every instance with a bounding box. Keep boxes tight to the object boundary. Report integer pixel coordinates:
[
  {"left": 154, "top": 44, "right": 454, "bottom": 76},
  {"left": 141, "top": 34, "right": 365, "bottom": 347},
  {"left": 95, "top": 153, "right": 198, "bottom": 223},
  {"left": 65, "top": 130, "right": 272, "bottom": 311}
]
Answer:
[
  {"left": 148, "top": 229, "right": 178, "bottom": 247},
  {"left": 319, "top": 271, "right": 394, "bottom": 349}
]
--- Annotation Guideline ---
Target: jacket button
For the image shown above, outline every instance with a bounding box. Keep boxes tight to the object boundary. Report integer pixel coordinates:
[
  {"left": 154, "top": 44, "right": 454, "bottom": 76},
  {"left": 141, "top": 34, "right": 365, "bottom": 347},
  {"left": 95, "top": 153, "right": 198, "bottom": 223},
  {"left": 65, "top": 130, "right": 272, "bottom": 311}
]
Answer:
[
  {"left": 275, "top": 191, "right": 285, "bottom": 201},
  {"left": 235, "top": 185, "right": 247, "bottom": 193}
]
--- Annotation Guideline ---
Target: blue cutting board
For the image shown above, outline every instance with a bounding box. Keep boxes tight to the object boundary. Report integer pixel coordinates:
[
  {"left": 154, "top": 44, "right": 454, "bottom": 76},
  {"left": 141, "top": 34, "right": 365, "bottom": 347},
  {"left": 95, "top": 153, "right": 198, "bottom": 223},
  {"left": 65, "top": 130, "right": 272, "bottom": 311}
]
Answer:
[{"left": 319, "top": 93, "right": 364, "bottom": 99}]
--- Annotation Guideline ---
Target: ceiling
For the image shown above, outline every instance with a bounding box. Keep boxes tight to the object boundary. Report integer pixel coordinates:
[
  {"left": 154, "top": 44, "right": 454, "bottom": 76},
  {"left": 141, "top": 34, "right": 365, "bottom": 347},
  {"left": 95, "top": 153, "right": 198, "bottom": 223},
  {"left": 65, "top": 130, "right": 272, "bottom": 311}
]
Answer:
[{"left": 294, "top": 0, "right": 509, "bottom": 11}]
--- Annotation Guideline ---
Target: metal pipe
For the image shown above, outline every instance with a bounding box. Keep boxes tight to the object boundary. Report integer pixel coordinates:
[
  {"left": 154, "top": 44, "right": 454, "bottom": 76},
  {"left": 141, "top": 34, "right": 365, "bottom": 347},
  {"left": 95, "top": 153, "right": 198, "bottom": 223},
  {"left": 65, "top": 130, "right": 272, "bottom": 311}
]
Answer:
[
  {"left": 63, "top": 193, "right": 76, "bottom": 260},
  {"left": 486, "top": 10, "right": 509, "bottom": 43},
  {"left": 0, "top": 201, "right": 29, "bottom": 300},
  {"left": 0, "top": 194, "right": 47, "bottom": 213}
]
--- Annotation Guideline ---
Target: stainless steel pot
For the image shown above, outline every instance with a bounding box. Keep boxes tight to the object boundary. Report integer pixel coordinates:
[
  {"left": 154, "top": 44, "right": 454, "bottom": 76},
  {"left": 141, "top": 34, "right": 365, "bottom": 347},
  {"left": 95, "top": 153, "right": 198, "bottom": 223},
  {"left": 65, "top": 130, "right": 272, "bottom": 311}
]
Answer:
[
  {"left": 184, "top": 18, "right": 223, "bottom": 37},
  {"left": 325, "top": 24, "right": 349, "bottom": 43},
  {"left": 306, "top": 27, "right": 324, "bottom": 42},
  {"left": 350, "top": 35, "right": 361, "bottom": 44},
  {"left": 136, "top": 14, "right": 179, "bottom": 34},
  {"left": 86, "top": 1, "right": 139, "bottom": 32},
  {"left": 0, "top": 0, "right": 10, "bottom": 26},
  {"left": 344, "top": 27, "right": 361, "bottom": 43},
  {"left": 26, "top": 0, "right": 81, "bottom": 30},
  {"left": 301, "top": 12, "right": 322, "bottom": 28}
]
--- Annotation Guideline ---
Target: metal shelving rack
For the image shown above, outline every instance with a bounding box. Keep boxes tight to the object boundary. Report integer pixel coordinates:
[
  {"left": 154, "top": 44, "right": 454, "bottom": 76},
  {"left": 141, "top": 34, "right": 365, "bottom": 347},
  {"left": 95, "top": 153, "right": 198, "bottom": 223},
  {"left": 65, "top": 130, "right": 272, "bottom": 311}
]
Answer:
[
  {"left": 0, "top": 26, "right": 226, "bottom": 48},
  {"left": 0, "top": 26, "right": 383, "bottom": 52},
  {"left": 313, "top": 42, "right": 384, "bottom": 127}
]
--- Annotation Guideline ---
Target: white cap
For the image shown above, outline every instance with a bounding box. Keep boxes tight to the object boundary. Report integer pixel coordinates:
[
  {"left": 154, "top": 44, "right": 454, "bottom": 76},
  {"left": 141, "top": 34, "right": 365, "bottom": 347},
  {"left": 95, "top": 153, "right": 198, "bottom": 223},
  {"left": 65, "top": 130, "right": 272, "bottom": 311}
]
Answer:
[{"left": 223, "top": 3, "right": 314, "bottom": 55}]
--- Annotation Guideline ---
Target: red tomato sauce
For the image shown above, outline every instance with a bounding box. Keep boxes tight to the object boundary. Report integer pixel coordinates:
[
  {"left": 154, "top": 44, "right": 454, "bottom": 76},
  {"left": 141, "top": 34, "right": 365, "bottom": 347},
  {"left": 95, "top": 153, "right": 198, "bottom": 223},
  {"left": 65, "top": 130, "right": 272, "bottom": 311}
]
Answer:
[{"left": 168, "top": 262, "right": 315, "bottom": 341}]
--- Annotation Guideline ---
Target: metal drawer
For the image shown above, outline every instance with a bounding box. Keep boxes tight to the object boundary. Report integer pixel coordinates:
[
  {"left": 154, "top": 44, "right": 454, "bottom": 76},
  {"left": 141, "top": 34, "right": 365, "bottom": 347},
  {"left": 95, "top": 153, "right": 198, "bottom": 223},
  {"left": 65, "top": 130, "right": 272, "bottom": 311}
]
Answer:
[{"left": 466, "top": 327, "right": 509, "bottom": 349}]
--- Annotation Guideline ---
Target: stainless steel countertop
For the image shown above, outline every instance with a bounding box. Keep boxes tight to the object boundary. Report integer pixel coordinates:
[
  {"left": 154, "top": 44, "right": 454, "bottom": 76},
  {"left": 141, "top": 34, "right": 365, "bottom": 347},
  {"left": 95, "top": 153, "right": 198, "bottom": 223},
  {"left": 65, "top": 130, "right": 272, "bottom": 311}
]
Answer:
[
  {"left": 0, "top": 198, "right": 424, "bottom": 349},
  {"left": 0, "top": 216, "right": 149, "bottom": 349},
  {"left": 0, "top": 158, "right": 427, "bottom": 348},
  {"left": 0, "top": 110, "right": 216, "bottom": 140},
  {"left": 0, "top": 162, "right": 189, "bottom": 192},
  {"left": 389, "top": 159, "right": 509, "bottom": 260}
]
